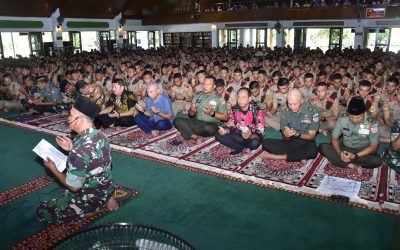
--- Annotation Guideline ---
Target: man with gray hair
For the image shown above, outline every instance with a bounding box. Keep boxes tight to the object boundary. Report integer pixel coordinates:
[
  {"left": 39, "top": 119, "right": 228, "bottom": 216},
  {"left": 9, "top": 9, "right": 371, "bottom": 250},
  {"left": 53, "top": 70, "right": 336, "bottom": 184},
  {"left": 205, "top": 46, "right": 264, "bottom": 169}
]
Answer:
[
  {"left": 134, "top": 83, "right": 174, "bottom": 136},
  {"left": 262, "top": 88, "right": 319, "bottom": 163}
]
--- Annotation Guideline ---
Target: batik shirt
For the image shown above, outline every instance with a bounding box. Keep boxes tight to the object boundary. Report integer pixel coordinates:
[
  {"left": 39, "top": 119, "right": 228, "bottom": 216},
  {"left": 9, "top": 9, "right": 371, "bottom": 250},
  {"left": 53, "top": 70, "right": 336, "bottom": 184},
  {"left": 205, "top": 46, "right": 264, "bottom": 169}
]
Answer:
[
  {"left": 107, "top": 89, "right": 138, "bottom": 115},
  {"left": 226, "top": 102, "right": 265, "bottom": 137}
]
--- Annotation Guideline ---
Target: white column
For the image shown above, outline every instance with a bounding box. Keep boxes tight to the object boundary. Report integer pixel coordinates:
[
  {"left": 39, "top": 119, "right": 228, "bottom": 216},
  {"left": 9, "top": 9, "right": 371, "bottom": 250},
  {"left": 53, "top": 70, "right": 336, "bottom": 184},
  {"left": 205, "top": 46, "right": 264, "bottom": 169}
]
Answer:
[
  {"left": 354, "top": 20, "right": 364, "bottom": 49},
  {"left": 211, "top": 28, "right": 218, "bottom": 48},
  {"left": 50, "top": 8, "right": 63, "bottom": 50},
  {"left": 276, "top": 29, "right": 284, "bottom": 48},
  {"left": 114, "top": 13, "right": 124, "bottom": 48},
  {"left": 239, "top": 28, "right": 244, "bottom": 47}
]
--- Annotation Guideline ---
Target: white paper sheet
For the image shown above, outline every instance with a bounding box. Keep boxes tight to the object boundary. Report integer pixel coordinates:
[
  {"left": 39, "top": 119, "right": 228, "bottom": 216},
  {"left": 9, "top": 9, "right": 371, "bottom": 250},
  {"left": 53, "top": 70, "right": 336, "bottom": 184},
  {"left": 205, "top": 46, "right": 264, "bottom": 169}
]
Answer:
[
  {"left": 33, "top": 139, "right": 67, "bottom": 172},
  {"left": 317, "top": 175, "right": 361, "bottom": 198}
]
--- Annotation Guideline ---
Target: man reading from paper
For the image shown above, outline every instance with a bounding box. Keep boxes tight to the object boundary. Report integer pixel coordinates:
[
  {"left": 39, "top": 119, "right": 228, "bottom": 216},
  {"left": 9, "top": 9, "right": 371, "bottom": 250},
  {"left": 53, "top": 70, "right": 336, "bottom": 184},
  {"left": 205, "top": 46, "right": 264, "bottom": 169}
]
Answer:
[{"left": 37, "top": 96, "right": 118, "bottom": 224}]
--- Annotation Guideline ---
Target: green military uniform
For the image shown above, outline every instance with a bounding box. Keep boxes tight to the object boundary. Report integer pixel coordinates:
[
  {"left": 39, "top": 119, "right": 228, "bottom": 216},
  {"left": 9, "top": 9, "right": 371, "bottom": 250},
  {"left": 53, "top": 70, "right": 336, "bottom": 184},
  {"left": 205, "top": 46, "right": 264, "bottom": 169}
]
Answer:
[
  {"left": 382, "top": 119, "right": 400, "bottom": 171},
  {"left": 262, "top": 102, "right": 319, "bottom": 162},
  {"left": 173, "top": 91, "right": 227, "bottom": 140},
  {"left": 37, "top": 127, "right": 114, "bottom": 224},
  {"left": 319, "top": 113, "right": 382, "bottom": 168}
]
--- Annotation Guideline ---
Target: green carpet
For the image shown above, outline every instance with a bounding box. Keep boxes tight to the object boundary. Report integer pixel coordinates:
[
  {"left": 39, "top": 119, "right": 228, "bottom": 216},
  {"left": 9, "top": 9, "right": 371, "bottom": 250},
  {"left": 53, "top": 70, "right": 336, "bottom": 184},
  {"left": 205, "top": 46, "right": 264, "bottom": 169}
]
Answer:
[{"left": 0, "top": 119, "right": 399, "bottom": 249}]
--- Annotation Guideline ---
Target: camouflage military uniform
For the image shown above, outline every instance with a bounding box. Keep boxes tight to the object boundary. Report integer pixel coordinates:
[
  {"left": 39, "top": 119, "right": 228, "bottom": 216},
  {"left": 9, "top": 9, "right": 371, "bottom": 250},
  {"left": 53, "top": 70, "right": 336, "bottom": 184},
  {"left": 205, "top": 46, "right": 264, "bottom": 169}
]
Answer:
[
  {"left": 382, "top": 119, "right": 400, "bottom": 171},
  {"left": 37, "top": 128, "right": 114, "bottom": 224}
]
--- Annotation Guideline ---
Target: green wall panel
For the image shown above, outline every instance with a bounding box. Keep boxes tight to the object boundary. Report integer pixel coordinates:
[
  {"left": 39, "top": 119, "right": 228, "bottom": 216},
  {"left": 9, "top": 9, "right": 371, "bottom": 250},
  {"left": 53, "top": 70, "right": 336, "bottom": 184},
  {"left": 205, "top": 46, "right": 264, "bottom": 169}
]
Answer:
[
  {"left": 0, "top": 20, "right": 43, "bottom": 28},
  {"left": 66, "top": 21, "right": 109, "bottom": 28}
]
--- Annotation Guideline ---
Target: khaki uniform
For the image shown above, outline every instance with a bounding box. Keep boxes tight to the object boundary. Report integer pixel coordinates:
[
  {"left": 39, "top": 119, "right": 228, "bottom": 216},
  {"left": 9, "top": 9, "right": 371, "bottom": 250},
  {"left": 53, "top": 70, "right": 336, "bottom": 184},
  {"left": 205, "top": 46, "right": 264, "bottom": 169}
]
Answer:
[
  {"left": 381, "top": 98, "right": 400, "bottom": 140},
  {"left": 170, "top": 82, "right": 193, "bottom": 115},
  {"left": 309, "top": 95, "right": 339, "bottom": 132},
  {"left": 0, "top": 81, "right": 24, "bottom": 110},
  {"left": 299, "top": 84, "right": 316, "bottom": 102},
  {"left": 265, "top": 90, "right": 288, "bottom": 130},
  {"left": 220, "top": 86, "right": 237, "bottom": 110}
]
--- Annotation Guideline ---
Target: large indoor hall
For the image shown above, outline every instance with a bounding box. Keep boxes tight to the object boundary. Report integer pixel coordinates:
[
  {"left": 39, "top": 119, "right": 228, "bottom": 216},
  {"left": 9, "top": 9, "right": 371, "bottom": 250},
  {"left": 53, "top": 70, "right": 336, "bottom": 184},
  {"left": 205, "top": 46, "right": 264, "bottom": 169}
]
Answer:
[{"left": 0, "top": 0, "right": 400, "bottom": 249}]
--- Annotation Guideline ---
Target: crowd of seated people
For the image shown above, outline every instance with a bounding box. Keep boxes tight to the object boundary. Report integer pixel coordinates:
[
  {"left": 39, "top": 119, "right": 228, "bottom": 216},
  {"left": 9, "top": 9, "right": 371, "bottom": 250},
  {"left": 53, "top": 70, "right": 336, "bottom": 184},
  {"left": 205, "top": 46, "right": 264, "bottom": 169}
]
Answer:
[
  {"left": 0, "top": 45, "right": 399, "bottom": 175},
  {"left": 173, "top": 0, "right": 399, "bottom": 15}
]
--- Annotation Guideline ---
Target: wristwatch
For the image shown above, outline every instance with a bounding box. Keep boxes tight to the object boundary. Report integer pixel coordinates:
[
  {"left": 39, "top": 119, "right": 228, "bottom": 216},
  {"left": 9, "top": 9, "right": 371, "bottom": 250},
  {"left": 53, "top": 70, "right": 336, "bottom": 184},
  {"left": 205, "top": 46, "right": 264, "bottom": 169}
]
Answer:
[
  {"left": 354, "top": 153, "right": 359, "bottom": 160},
  {"left": 211, "top": 111, "right": 216, "bottom": 117}
]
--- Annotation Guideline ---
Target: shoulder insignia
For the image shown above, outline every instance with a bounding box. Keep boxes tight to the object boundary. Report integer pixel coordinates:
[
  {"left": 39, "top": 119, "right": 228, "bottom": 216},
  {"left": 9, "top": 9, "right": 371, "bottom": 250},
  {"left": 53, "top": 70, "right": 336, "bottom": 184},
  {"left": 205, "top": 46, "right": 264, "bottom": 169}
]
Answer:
[
  {"left": 309, "top": 96, "right": 318, "bottom": 103},
  {"left": 382, "top": 102, "right": 389, "bottom": 111},
  {"left": 369, "top": 105, "right": 376, "bottom": 113}
]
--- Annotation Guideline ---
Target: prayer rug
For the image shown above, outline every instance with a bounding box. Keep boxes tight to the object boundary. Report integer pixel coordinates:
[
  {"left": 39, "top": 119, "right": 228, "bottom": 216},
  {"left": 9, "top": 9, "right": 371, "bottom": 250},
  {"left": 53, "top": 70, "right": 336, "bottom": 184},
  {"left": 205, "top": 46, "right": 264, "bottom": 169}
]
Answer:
[
  {"left": 4, "top": 113, "right": 58, "bottom": 123},
  {"left": 109, "top": 126, "right": 176, "bottom": 148},
  {"left": 11, "top": 185, "right": 139, "bottom": 250},
  {"left": 237, "top": 152, "right": 324, "bottom": 187},
  {"left": 26, "top": 115, "right": 68, "bottom": 128},
  {"left": 1, "top": 113, "right": 398, "bottom": 214},
  {"left": 381, "top": 165, "right": 400, "bottom": 211},
  {"left": 0, "top": 176, "right": 53, "bottom": 206},
  {"left": 135, "top": 132, "right": 215, "bottom": 159},
  {"left": 303, "top": 156, "right": 387, "bottom": 212},
  {"left": 184, "top": 143, "right": 260, "bottom": 171}
]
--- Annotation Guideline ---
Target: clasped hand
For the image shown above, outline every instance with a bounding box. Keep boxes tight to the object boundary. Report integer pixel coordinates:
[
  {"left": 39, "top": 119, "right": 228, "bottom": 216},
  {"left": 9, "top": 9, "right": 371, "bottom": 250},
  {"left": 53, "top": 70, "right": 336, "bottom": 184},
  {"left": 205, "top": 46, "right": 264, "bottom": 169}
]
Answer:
[
  {"left": 340, "top": 150, "right": 355, "bottom": 163},
  {"left": 283, "top": 127, "right": 297, "bottom": 138},
  {"left": 202, "top": 105, "right": 214, "bottom": 116}
]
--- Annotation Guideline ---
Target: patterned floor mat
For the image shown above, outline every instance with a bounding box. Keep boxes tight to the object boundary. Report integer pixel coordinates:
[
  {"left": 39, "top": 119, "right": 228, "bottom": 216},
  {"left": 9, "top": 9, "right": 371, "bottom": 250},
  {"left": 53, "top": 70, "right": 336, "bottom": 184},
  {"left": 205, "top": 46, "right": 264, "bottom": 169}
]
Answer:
[
  {"left": 0, "top": 176, "right": 54, "bottom": 206},
  {"left": 1, "top": 113, "right": 398, "bottom": 214},
  {"left": 381, "top": 166, "right": 400, "bottom": 211},
  {"left": 11, "top": 185, "right": 139, "bottom": 250}
]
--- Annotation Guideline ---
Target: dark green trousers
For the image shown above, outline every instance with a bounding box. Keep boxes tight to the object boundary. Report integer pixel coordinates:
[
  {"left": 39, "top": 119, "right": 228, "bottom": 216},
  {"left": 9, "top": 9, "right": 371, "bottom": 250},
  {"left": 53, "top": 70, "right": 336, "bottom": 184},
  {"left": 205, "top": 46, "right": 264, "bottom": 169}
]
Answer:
[
  {"left": 173, "top": 117, "right": 218, "bottom": 140},
  {"left": 318, "top": 143, "right": 382, "bottom": 169}
]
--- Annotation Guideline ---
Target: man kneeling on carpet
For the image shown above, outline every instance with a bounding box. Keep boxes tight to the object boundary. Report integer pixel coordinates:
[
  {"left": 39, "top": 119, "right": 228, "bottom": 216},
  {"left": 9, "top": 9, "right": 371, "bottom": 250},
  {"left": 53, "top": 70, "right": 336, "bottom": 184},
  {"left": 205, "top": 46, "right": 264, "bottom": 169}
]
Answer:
[
  {"left": 97, "top": 79, "right": 137, "bottom": 130},
  {"left": 262, "top": 88, "right": 319, "bottom": 163},
  {"left": 37, "top": 96, "right": 118, "bottom": 224},
  {"left": 134, "top": 83, "right": 174, "bottom": 136},
  {"left": 216, "top": 87, "right": 265, "bottom": 155},
  {"left": 319, "top": 96, "right": 382, "bottom": 176}
]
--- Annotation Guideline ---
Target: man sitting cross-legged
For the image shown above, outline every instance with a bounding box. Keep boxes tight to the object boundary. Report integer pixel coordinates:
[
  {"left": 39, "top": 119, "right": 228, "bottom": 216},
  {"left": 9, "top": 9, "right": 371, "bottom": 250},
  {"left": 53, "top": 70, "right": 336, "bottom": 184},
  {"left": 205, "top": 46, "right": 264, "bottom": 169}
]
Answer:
[
  {"left": 134, "top": 83, "right": 174, "bottom": 136},
  {"left": 216, "top": 87, "right": 265, "bottom": 155},
  {"left": 319, "top": 96, "right": 382, "bottom": 176},
  {"left": 173, "top": 75, "right": 228, "bottom": 144},
  {"left": 262, "top": 88, "right": 319, "bottom": 163}
]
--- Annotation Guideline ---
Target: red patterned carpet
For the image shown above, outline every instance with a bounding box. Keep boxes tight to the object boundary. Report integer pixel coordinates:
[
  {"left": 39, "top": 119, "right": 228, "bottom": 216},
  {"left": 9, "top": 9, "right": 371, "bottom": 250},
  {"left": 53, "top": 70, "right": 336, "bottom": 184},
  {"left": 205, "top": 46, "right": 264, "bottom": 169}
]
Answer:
[
  {"left": 10, "top": 185, "right": 139, "bottom": 250},
  {"left": 1, "top": 113, "right": 397, "bottom": 215}
]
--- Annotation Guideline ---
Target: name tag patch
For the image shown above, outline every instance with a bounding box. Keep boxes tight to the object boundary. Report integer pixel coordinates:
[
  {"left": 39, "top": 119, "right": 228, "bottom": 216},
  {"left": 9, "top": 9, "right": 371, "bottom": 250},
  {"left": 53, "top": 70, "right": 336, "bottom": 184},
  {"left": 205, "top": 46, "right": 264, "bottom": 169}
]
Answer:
[{"left": 358, "top": 124, "right": 370, "bottom": 135}]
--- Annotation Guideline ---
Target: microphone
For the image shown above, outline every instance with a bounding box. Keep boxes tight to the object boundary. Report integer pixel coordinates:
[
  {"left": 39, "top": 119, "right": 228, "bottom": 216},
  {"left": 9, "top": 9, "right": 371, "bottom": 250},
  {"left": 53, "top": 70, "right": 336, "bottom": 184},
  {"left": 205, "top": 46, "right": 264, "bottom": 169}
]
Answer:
[{"left": 68, "top": 116, "right": 80, "bottom": 124}]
